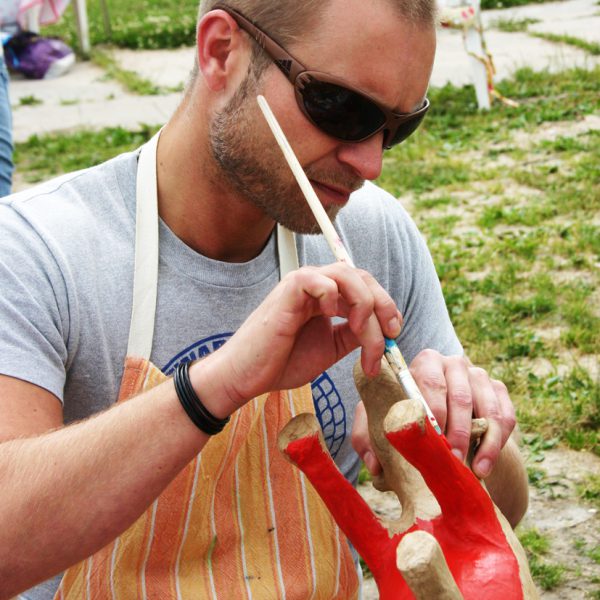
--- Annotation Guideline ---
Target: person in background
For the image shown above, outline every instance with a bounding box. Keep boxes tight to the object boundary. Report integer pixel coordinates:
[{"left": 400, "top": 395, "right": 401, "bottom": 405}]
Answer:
[{"left": 0, "top": 32, "right": 14, "bottom": 196}]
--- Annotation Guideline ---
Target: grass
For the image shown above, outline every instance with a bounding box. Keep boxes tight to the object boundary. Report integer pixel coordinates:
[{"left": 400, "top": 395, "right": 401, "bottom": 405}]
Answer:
[
  {"left": 91, "top": 49, "right": 161, "bottom": 95},
  {"left": 532, "top": 32, "right": 600, "bottom": 56},
  {"left": 17, "top": 95, "right": 43, "bottom": 107},
  {"left": 14, "top": 126, "right": 158, "bottom": 183},
  {"left": 481, "top": 0, "right": 553, "bottom": 9},
  {"left": 491, "top": 17, "right": 540, "bottom": 33},
  {"left": 42, "top": 0, "right": 199, "bottom": 52},
  {"left": 577, "top": 474, "right": 600, "bottom": 508},
  {"left": 518, "top": 528, "right": 566, "bottom": 590},
  {"left": 42, "top": 0, "right": 586, "bottom": 57},
  {"left": 378, "top": 65, "right": 600, "bottom": 456},
  {"left": 90, "top": 48, "right": 184, "bottom": 96},
  {"left": 490, "top": 20, "right": 600, "bottom": 57}
]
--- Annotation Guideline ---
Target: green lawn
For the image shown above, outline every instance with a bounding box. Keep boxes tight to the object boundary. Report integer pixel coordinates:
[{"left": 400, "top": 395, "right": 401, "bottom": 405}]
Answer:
[{"left": 379, "top": 66, "right": 599, "bottom": 455}]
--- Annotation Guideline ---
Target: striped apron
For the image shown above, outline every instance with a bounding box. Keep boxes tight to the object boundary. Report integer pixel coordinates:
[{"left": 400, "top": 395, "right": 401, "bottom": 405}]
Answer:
[{"left": 54, "top": 132, "right": 359, "bottom": 599}]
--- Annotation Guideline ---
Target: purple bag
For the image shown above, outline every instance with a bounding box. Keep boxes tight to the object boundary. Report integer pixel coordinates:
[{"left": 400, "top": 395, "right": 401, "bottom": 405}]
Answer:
[{"left": 4, "top": 31, "right": 74, "bottom": 79}]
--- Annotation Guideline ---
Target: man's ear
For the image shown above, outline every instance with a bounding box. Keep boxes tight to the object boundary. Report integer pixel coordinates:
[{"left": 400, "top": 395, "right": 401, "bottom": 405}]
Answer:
[{"left": 196, "top": 9, "right": 249, "bottom": 92}]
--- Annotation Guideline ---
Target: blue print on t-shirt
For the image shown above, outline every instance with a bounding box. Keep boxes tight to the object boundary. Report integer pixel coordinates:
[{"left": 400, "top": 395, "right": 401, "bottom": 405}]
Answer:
[{"left": 162, "top": 333, "right": 347, "bottom": 459}]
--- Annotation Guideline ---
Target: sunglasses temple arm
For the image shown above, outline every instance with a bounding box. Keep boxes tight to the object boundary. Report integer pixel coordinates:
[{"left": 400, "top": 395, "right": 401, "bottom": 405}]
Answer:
[{"left": 256, "top": 94, "right": 442, "bottom": 435}]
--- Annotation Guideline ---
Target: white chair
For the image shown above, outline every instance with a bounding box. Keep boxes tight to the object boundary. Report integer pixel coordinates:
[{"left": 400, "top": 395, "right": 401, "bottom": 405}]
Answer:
[{"left": 437, "top": 0, "right": 515, "bottom": 109}]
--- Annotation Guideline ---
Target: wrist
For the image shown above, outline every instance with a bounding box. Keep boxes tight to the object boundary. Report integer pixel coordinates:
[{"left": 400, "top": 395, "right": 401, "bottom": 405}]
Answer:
[{"left": 187, "top": 354, "right": 243, "bottom": 420}]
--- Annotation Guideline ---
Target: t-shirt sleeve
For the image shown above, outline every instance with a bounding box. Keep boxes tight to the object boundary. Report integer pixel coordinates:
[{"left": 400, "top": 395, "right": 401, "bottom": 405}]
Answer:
[
  {"left": 388, "top": 201, "right": 463, "bottom": 364},
  {"left": 340, "top": 184, "right": 463, "bottom": 365},
  {"left": 0, "top": 203, "right": 71, "bottom": 402}
]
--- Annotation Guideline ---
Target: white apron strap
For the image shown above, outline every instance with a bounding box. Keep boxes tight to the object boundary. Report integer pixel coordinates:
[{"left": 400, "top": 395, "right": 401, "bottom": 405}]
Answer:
[
  {"left": 126, "top": 131, "right": 161, "bottom": 359},
  {"left": 277, "top": 223, "right": 299, "bottom": 278}
]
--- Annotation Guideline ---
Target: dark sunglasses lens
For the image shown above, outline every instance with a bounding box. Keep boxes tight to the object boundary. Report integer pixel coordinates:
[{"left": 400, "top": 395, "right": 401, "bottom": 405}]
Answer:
[
  {"left": 299, "top": 77, "right": 386, "bottom": 142},
  {"left": 387, "top": 112, "right": 427, "bottom": 148}
]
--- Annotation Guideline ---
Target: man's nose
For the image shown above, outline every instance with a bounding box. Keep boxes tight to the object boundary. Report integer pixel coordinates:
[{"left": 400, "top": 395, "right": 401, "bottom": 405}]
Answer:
[{"left": 335, "top": 133, "right": 384, "bottom": 181}]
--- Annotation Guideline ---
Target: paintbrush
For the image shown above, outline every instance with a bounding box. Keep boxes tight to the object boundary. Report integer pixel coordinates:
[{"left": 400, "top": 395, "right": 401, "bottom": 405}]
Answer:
[{"left": 257, "top": 94, "right": 442, "bottom": 436}]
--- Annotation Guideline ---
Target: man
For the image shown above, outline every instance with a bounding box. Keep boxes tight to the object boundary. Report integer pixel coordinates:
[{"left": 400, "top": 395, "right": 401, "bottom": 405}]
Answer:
[
  {"left": 0, "top": 9, "right": 14, "bottom": 197},
  {"left": 0, "top": 0, "right": 528, "bottom": 598}
]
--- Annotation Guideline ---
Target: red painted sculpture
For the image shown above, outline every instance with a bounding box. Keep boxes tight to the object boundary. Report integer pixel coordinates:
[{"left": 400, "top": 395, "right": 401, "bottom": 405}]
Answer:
[{"left": 278, "top": 362, "right": 538, "bottom": 600}]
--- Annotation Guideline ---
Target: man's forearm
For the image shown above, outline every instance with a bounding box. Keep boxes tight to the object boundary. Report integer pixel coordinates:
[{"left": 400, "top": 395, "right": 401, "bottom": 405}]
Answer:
[
  {"left": 484, "top": 436, "right": 529, "bottom": 528},
  {"left": 0, "top": 361, "right": 227, "bottom": 598}
]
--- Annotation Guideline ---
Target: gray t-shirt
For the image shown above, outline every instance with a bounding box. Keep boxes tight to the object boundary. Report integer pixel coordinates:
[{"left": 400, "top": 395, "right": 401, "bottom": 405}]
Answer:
[{"left": 0, "top": 149, "right": 461, "bottom": 598}]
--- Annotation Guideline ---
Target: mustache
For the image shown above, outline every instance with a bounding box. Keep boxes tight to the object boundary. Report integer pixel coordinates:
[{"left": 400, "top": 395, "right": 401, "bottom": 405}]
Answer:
[{"left": 303, "top": 166, "right": 364, "bottom": 195}]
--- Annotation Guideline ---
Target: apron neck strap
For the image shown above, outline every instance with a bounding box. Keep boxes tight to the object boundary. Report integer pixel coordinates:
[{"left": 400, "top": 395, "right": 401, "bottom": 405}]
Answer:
[
  {"left": 276, "top": 223, "right": 299, "bottom": 279},
  {"left": 127, "top": 132, "right": 300, "bottom": 360},
  {"left": 126, "top": 130, "right": 160, "bottom": 359}
]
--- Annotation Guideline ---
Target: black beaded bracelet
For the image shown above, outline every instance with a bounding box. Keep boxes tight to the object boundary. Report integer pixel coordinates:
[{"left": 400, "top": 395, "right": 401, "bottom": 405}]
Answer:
[{"left": 173, "top": 361, "right": 230, "bottom": 435}]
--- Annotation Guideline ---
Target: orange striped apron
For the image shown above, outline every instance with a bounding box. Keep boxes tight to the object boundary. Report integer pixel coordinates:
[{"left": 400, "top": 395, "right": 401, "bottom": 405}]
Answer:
[{"left": 54, "top": 132, "right": 359, "bottom": 599}]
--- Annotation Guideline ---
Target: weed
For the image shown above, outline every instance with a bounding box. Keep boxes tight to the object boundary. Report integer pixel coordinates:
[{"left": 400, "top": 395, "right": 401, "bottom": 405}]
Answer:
[
  {"left": 527, "top": 466, "right": 547, "bottom": 487},
  {"left": 522, "top": 433, "right": 559, "bottom": 462},
  {"left": 18, "top": 95, "right": 43, "bottom": 107},
  {"left": 358, "top": 463, "right": 372, "bottom": 485},
  {"left": 481, "top": 0, "right": 552, "bottom": 8},
  {"left": 491, "top": 17, "right": 539, "bottom": 32},
  {"left": 532, "top": 32, "right": 600, "bottom": 56},
  {"left": 518, "top": 528, "right": 566, "bottom": 590},
  {"left": 588, "top": 545, "right": 600, "bottom": 565},
  {"left": 577, "top": 474, "right": 600, "bottom": 508},
  {"left": 91, "top": 49, "right": 162, "bottom": 95},
  {"left": 521, "top": 370, "right": 599, "bottom": 453}
]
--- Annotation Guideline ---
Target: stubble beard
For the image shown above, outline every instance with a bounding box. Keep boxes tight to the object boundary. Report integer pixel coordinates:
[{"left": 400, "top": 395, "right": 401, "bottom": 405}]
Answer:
[{"left": 209, "top": 72, "right": 362, "bottom": 235}]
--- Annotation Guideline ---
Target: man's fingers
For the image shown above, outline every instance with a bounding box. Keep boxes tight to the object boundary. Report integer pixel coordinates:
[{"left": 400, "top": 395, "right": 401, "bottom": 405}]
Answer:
[
  {"left": 356, "top": 269, "right": 403, "bottom": 339},
  {"left": 476, "top": 378, "right": 517, "bottom": 479},
  {"left": 409, "top": 349, "right": 448, "bottom": 431},
  {"left": 407, "top": 350, "right": 518, "bottom": 480},
  {"left": 443, "top": 356, "right": 473, "bottom": 463},
  {"left": 492, "top": 378, "right": 517, "bottom": 445},
  {"left": 281, "top": 263, "right": 402, "bottom": 379},
  {"left": 351, "top": 401, "right": 383, "bottom": 477},
  {"left": 313, "top": 265, "right": 398, "bottom": 377},
  {"left": 470, "top": 367, "right": 504, "bottom": 478}
]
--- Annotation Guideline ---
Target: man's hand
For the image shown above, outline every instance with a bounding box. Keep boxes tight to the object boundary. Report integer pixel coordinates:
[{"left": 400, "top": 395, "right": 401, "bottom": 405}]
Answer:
[
  {"left": 196, "top": 263, "right": 402, "bottom": 417},
  {"left": 409, "top": 350, "right": 516, "bottom": 479},
  {"left": 352, "top": 350, "right": 517, "bottom": 480}
]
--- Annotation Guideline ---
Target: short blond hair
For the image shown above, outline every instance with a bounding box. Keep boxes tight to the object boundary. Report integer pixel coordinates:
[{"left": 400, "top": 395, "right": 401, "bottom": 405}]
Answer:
[
  {"left": 190, "top": 0, "right": 435, "bottom": 84},
  {"left": 198, "top": 0, "right": 436, "bottom": 41}
]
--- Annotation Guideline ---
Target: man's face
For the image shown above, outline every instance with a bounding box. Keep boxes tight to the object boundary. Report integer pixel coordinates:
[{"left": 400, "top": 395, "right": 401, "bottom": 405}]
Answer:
[{"left": 210, "top": 0, "right": 436, "bottom": 234}]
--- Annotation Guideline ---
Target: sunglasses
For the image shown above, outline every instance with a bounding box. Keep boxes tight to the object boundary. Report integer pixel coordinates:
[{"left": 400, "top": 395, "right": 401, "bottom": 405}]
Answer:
[{"left": 215, "top": 4, "right": 430, "bottom": 149}]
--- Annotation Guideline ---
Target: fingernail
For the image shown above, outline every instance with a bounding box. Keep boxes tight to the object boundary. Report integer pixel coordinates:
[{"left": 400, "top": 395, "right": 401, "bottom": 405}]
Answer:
[
  {"left": 477, "top": 458, "right": 492, "bottom": 478},
  {"left": 451, "top": 448, "right": 464, "bottom": 462},
  {"left": 388, "top": 317, "right": 401, "bottom": 335}
]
